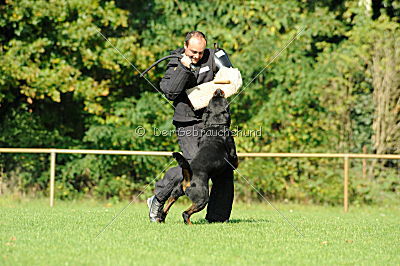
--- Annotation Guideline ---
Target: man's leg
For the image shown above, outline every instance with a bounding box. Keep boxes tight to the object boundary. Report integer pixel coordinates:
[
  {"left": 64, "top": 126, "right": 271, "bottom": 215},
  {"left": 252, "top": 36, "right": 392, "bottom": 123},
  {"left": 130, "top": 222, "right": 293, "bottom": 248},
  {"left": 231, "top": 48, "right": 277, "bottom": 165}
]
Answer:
[
  {"left": 154, "top": 166, "right": 183, "bottom": 202},
  {"left": 148, "top": 121, "right": 202, "bottom": 222},
  {"left": 205, "top": 169, "right": 234, "bottom": 222},
  {"left": 148, "top": 166, "right": 182, "bottom": 222},
  {"left": 155, "top": 121, "right": 202, "bottom": 202}
]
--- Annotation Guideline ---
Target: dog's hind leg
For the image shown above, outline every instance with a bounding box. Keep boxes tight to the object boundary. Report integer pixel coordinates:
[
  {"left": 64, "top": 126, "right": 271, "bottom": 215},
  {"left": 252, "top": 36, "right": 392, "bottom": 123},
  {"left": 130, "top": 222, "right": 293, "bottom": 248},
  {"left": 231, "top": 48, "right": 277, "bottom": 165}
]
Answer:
[
  {"left": 159, "top": 196, "right": 177, "bottom": 222},
  {"left": 159, "top": 185, "right": 184, "bottom": 222},
  {"left": 182, "top": 202, "right": 208, "bottom": 225},
  {"left": 182, "top": 194, "right": 208, "bottom": 225},
  {"left": 182, "top": 204, "right": 199, "bottom": 225},
  {"left": 182, "top": 176, "right": 209, "bottom": 225}
]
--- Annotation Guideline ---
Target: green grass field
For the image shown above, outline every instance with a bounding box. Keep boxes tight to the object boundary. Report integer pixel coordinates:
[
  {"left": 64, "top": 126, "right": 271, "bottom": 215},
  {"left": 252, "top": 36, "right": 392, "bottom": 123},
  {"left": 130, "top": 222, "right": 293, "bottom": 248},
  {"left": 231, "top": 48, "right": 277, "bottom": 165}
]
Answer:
[{"left": 1, "top": 198, "right": 399, "bottom": 265}]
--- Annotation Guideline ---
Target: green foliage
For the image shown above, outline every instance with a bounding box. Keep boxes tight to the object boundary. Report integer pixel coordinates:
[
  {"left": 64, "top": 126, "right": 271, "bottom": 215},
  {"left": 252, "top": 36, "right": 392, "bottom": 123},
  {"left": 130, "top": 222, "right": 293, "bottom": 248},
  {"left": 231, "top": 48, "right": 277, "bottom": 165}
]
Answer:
[
  {"left": 351, "top": 164, "right": 400, "bottom": 205},
  {"left": 0, "top": 0, "right": 398, "bottom": 203},
  {"left": 55, "top": 92, "right": 177, "bottom": 199},
  {"left": 1, "top": 0, "right": 127, "bottom": 107},
  {"left": 0, "top": 105, "right": 75, "bottom": 193}
]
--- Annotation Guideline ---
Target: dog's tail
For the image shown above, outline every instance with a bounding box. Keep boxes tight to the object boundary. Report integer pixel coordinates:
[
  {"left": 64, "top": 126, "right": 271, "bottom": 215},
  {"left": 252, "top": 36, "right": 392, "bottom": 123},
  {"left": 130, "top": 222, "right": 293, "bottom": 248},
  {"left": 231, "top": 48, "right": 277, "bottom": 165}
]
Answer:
[{"left": 172, "top": 152, "right": 193, "bottom": 191}]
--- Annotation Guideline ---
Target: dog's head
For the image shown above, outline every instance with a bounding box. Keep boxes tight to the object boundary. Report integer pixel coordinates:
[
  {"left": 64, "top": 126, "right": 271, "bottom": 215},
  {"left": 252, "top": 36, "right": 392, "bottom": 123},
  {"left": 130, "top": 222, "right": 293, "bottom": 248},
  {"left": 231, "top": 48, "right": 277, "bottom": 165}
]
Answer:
[{"left": 202, "top": 89, "right": 231, "bottom": 127}]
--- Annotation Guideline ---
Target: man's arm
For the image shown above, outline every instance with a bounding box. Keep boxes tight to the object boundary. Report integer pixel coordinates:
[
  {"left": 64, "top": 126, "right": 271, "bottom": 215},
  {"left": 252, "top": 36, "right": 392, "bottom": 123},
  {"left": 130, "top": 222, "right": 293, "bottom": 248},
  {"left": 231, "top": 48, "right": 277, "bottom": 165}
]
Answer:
[{"left": 160, "top": 56, "right": 194, "bottom": 101}]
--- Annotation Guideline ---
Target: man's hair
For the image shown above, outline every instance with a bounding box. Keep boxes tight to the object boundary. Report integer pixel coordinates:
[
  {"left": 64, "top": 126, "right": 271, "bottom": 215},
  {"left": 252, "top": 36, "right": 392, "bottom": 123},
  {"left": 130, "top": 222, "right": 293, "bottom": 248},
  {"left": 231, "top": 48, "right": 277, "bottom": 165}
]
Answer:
[{"left": 185, "top": 31, "right": 207, "bottom": 46}]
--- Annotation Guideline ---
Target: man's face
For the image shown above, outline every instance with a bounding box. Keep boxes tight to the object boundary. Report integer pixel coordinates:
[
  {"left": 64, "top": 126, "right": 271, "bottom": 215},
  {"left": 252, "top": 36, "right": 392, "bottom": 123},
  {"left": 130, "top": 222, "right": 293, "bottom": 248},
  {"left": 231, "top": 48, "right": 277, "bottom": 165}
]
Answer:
[{"left": 184, "top": 37, "right": 206, "bottom": 65}]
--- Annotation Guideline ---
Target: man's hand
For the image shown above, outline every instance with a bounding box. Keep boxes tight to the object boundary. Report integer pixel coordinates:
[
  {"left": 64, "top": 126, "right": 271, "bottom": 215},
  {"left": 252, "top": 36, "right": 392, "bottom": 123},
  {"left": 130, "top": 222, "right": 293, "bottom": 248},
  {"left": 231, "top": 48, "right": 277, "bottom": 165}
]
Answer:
[{"left": 180, "top": 53, "right": 192, "bottom": 69}]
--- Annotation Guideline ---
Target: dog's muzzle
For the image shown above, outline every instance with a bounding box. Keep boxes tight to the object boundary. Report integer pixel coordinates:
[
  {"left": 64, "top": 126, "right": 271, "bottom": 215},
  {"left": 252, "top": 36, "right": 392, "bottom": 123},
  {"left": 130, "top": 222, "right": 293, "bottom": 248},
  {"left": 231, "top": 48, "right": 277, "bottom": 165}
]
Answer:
[{"left": 214, "top": 89, "right": 225, "bottom": 97}]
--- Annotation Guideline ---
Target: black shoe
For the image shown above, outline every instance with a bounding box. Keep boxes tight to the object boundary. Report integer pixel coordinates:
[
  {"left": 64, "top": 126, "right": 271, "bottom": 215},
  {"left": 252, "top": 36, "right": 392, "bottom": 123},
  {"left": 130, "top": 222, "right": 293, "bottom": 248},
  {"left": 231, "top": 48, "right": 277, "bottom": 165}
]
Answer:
[{"left": 147, "top": 196, "right": 164, "bottom": 222}]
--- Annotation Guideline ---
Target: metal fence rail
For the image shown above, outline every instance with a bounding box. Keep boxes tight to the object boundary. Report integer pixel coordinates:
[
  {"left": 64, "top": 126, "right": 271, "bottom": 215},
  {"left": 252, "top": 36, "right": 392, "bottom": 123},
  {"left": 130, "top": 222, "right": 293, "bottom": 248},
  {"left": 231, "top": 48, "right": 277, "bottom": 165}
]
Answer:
[{"left": 1, "top": 148, "right": 399, "bottom": 211}]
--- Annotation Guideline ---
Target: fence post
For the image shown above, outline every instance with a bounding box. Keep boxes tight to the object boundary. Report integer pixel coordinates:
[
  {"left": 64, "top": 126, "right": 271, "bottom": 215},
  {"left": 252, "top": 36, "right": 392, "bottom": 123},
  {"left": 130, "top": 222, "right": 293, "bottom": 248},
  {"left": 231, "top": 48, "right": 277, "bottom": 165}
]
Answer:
[
  {"left": 50, "top": 151, "right": 56, "bottom": 207},
  {"left": 344, "top": 155, "right": 349, "bottom": 212}
]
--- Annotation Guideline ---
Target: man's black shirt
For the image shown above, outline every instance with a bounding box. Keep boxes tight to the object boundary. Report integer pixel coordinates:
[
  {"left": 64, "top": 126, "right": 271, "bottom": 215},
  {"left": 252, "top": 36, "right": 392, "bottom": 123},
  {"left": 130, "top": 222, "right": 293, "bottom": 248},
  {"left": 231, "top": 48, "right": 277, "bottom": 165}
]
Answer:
[{"left": 160, "top": 47, "right": 217, "bottom": 122}]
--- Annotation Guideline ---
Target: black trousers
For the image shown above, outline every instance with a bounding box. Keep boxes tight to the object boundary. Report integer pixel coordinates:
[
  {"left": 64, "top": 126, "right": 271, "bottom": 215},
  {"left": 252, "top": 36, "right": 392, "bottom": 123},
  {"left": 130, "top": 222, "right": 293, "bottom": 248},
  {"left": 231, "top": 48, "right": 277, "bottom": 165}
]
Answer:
[{"left": 154, "top": 120, "right": 234, "bottom": 222}]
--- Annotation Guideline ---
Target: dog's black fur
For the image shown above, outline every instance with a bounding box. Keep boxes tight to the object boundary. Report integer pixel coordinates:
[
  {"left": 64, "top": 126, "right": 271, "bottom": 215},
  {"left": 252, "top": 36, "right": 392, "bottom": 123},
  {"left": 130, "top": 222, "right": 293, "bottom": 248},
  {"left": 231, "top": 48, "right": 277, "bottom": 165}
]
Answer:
[{"left": 159, "top": 89, "right": 238, "bottom": 224}]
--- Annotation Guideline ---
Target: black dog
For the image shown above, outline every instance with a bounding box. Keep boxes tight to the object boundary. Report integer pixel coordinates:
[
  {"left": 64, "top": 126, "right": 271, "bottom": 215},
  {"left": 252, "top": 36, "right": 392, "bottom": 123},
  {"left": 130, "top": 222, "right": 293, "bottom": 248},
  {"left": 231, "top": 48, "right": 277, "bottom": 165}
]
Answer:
[{"left": 160, "top": 89, "right": 238, "bottom": 224}]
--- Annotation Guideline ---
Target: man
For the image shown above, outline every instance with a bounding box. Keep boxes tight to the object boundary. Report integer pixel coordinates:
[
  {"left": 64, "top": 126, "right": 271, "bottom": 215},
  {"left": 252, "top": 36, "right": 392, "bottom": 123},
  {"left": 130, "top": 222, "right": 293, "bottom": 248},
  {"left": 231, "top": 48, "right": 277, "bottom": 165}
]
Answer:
[{"left": 147, "top": 31, "right": 234, "bottom": 223}]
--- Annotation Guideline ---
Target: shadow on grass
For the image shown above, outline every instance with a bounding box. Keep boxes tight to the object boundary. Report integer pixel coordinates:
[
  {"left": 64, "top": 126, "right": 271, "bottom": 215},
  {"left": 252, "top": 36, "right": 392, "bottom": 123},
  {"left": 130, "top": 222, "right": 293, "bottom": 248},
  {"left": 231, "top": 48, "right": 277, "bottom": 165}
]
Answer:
[
  {"left": 192, "top": 218, "right": 271, "bottom": 225},
  {"left": 228, "top": 218, "right": 271, "bottom": 224}
]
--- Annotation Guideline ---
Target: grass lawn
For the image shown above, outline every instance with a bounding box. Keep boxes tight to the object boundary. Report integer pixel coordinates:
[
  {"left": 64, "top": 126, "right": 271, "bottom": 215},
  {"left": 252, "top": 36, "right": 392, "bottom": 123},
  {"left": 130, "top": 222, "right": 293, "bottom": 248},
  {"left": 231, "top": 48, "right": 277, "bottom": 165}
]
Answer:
[{"left": 1, "top": 197, "right": 399, "bottom": 265}]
